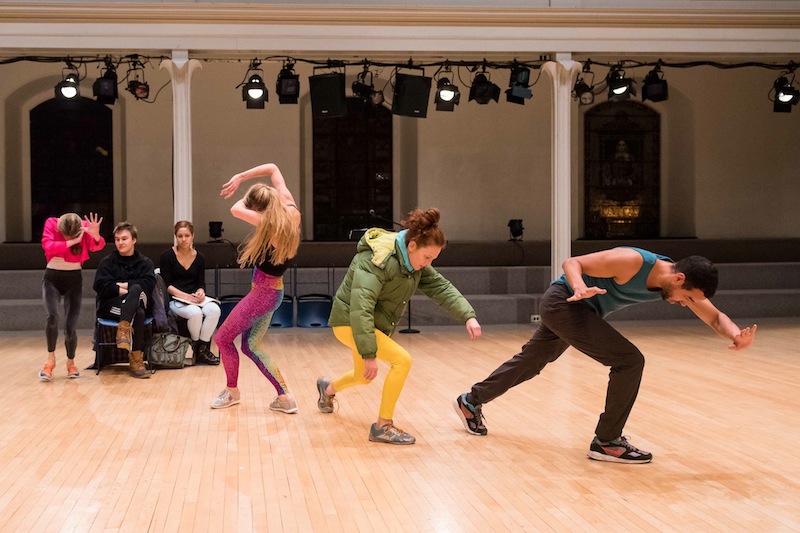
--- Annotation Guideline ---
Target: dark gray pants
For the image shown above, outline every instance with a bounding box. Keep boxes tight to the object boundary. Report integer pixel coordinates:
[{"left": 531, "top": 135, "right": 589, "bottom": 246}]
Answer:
[
  {"left": 98, "top": 284, "right": 148, "bottom": 351},
  {"left": 43, "top": 269, "right": 83, "bottom": 358},
  {"left": 469, "top": 283, "right": 645, "bottom": 442}
]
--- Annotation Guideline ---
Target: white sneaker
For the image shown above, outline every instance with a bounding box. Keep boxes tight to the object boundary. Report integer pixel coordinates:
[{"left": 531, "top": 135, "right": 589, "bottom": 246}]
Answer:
[
  {"left": 210, "top": 388, "right": 240, "bottom": 409},
  {"left": 269, "top": 396, "right": 299, "bottom": 414}
]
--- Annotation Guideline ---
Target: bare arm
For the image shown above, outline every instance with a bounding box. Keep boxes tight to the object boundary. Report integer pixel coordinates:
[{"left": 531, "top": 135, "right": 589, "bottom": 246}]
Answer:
[
  {"left": 688, "top": 299, "right": 758, "bottom": 350},
  {"left": 230, "top": 198, "right": 262, "bottom": 227},
  {"left": 563, "top": 248, "right": 643, "bottom": 302},
  {"left": 220, "top": 163, "right": 297, "bottom": 206}
]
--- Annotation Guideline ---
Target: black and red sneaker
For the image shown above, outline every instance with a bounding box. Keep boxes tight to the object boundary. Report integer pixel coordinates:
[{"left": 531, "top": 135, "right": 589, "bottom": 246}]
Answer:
[
  {"left": 453, "top": 393, "right": 488, "bottom": 436},
  {"left": 588, "top": 436, "right": 653, "bottom": 464}
]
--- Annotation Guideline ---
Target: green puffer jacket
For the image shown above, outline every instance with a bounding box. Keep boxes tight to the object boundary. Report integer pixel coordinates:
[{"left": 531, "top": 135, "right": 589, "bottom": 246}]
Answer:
[{"left": 328, "top": 228, "right": 476, "bottom": 359}]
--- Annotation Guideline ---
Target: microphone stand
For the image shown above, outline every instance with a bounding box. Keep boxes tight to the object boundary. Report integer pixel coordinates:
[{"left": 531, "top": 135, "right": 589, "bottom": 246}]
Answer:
[{"left": 399, "top": 299, "right": 419, "bottom": 334}]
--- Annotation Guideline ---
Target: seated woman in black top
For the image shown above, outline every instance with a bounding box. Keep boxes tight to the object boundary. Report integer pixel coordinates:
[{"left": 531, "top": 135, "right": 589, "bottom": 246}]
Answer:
[{"left": 159, "top": 220, "right": 221, "bottom": 365}]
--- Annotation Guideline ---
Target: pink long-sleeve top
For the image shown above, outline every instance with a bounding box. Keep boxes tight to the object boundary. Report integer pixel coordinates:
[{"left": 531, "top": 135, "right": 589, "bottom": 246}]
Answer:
[{"left": 42, "top": 217, "right": 106, "bottom": 265}]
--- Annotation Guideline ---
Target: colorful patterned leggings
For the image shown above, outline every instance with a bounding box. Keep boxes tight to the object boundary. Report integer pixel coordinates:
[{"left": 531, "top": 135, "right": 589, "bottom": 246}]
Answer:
[{"left": 214, "top": 269, "right": 288, "bottom": 394}]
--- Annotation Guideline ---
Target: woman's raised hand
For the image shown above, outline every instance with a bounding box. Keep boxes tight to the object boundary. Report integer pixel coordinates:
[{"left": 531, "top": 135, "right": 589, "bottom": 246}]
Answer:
[{"left": 220, "top": 174, "right": 242, "bottom": 199}]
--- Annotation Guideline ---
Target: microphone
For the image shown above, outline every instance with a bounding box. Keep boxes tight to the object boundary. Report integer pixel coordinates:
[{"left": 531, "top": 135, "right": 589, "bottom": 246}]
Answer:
[{"left": 368, "top": 208, "right": 404, "bottom": 229}]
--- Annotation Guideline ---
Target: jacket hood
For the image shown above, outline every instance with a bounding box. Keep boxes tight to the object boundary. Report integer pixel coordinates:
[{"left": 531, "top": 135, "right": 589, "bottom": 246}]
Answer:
[{"left": 357, "top": 228, "right": 398, "bottom": 268}]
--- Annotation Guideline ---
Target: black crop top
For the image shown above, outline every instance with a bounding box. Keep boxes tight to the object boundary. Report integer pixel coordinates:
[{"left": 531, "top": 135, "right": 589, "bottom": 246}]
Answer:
[{"left": 256, "top": 248, "right": 293, "bottom": 277}]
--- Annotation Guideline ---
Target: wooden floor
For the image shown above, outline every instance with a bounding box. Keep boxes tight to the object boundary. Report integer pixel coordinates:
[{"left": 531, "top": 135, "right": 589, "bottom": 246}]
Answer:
[{"left": 1, "top": 318, "right": 799, "bottom": 533}]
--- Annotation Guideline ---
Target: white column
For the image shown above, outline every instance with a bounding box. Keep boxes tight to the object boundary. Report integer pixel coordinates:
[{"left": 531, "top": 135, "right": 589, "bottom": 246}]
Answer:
[
  {"left": 542, "top": 55, "right": 582, "bottom": 280},
  {"left": 160, "top": 51, "right": 202, "bottom": 225}
]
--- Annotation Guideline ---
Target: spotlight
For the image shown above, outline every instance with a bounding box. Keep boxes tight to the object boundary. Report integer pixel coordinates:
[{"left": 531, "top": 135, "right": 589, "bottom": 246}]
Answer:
[
  {"left": 243, "top": 74, "right": 267, "bottom": 109},
  {"left": 572, "top": 61, "right": 596, "bottom": 105},
  {"left": 276, "top": 62, "right": 300, "bottom": 104},
  {"left": 607, "top": 66, "right": 636, "bottom": 101},
  {"left": 55, "top": 65, "right": 80, "bottom": 101},
  {"left": 642, "top": 64, "right": 669, "bottom": 103},
  {"left": 506, "top": 65, "right": 532, "bottom": 105},
  {"left": 469, "top": 72, "right": 501, "bottom": 105},
  {"left": 309, "top": 71, "right": 347, "bottom": 118},
  {"left": 209, "top": 221, "right": 223, "bottom": 242},
  {"left": 239, "top": 60, "right": 267, "bottom": 109},
  {"left": 392, "top": 71, "right": 432, "bottom": 118},
  {"left": 352, "top": 66, "right": 384, "bottom": 106},
  {"left": 772, "top": 75, "right": 799, "bottom": 113},
  {"left": 125, "top": 58, "right": 150, "bottom": 101},
  {"left": 93, "top": 60, "right": 118, "bottom": 105},
  {"left": 435, "top": 77, "right": 460, "bottom": 111},
  {"left": 508, "top": 219, "right": 524, "bottom": 241}
]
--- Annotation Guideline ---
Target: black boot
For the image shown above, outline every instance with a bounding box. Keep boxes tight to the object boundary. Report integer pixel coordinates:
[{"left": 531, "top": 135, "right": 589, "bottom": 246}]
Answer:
[{"left": 197, "top": 340, "right": 220, "bottom": 365}]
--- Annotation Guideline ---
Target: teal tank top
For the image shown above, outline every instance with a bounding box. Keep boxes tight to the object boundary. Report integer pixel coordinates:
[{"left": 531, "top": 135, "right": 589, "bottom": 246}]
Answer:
[{"left": 552, "top": 247, "right": 673, "bottom": 318}]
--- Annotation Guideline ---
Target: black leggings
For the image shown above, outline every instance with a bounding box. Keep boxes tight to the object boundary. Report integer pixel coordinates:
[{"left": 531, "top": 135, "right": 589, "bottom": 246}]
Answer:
[
  {"left": 43, "top": 269, "right": 83, "bottom": 359},
  {"left": 98, "top": 284, "right": 149, "bottom": 351}
]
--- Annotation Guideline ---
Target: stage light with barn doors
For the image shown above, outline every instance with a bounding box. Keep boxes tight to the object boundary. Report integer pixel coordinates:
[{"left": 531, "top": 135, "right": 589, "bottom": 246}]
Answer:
[
  {"left": 55, "top": 63, "right": 80, "bottom": 101},
  {"left": 772, "top": 74, "right": 800, "bottom": 113},
  {"left": 93, "top": 59, "right": 118, "bottom": 105},
  {"left": 469, "top": 69, "right": 500, "bottom": 105},
  {"left": 506, "top": 64, "right": 532, "bottom": 105},
  {"left": 276, "top": 61, "right": 300, "bottom": 104},
  {"left": 607, "top": 66, "right": 636, "bottom": 101},
  {"left": 641, "top": 64, "right": 669, "bottom": 103},
  {"left": 392, "top": 70, "right": 432, "bottom": 118}
]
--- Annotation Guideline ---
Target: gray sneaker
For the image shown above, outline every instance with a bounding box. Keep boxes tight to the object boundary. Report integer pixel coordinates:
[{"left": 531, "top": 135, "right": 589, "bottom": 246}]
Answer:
[
  {"left": 210, "top": 388, "right": 240, "bottom": 409},
  {"left": 368, "top": 423, "right": 416, "bottom": 445},
  {"left": 269, "top": 395, "right": 299, "bottom": 414},
  {"left": 316, "top": 377, "right": 336, "bottom": 413}
]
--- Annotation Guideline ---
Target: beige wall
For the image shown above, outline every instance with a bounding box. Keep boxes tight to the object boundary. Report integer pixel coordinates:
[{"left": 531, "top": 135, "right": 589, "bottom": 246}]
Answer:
[{"left": 2, "top": 59, "right": 799, "bottom": 243}]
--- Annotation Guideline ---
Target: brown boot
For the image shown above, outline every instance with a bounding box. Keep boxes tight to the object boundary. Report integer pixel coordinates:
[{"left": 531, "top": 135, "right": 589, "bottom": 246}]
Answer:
[
  {"left": 116, "top": 320, "right": 133, "bottom": 351},
  {"left": 128, "top": 350, "right": 150, "bottom": 379}
]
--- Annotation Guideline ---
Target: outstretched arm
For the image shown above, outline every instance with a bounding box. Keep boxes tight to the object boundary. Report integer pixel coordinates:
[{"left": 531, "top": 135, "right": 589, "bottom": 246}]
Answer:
[
  {"left": 688, "top": 299, "right": 757, "bottom": 350},
  {"left": 220, "top": 163, "right": 297, "bottom": 206}
]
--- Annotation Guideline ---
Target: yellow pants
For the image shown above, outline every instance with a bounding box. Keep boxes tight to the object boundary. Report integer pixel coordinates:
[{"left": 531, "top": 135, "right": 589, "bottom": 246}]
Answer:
[{"left": 332, "top": 326, "right": 412, "bottom": 421}]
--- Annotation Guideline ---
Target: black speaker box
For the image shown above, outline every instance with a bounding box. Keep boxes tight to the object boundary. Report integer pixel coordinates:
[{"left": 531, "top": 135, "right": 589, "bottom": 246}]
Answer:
[
  {"left": 392, "top": 73, "right": 432, "bottom": 118},
  {"left": 309, "top": 73, "right": 347, "bottom": 118}
]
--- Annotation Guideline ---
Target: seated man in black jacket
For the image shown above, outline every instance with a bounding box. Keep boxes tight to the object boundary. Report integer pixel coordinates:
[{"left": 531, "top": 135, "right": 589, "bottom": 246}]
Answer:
[{"left": 93, "top": 221, "right": 156, "bottom": 378}]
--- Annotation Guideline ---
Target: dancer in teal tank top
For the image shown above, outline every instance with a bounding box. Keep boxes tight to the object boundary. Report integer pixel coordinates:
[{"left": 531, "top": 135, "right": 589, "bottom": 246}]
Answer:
[{"left": 454, "top": 246, "right": 757, "bottom": 464}]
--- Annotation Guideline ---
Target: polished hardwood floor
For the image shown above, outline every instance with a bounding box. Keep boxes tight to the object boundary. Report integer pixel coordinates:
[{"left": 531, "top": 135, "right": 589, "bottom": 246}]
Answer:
[{"left": 1, "top": 318, "right": 798, "bottom": 532}]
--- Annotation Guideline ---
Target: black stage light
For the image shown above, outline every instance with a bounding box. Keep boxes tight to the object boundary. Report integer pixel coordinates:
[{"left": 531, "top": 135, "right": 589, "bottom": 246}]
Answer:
[
  {"left": 642, "top": 65, "right": 669, "bottom": 102},
  {"left": 309, "top": 72, "right": 347, "bottom": 118},
  {"left": 276, "top": 63, "right": 300, "bottom": 104},
  {"left": 55, "top": 71, "right": 80, "bottom": 100},
  {"left": 392, "top": 72, "right": 432, "bottom": 118},
  {"left": 209, "top": 221, "right": 223, "bottom": 241},
  {"left": 352, "top": 67, "right": 384, "bottom": 106},
  {"left": 93, "top": 65, "right": 118, "bottom": 105},
  {"left": 125, "top": 57, "right": 150, "bottom": 101},
  {"left": 434, "top": 77, "right": 460, "bottom": 111},
  {"left": 608, "top": 67, "right": 636, "bottom": 100},
  {"left": 508, "top": 219, "right": 524, "bottom": 240},
  {"left": 506, "top": 65, "right": 532, "bottom": 105},
  {"left": 469, "top": 73, "right": 500, "bottom": 104},
  {"left": 242, "top": 74, "right": 267, "bottom": 109},
  {"left": 573, "top": 79, "right": 595, "bottom": 105},
  {"left": 773, "top": 75, "right": 800, "bottom": 113}
]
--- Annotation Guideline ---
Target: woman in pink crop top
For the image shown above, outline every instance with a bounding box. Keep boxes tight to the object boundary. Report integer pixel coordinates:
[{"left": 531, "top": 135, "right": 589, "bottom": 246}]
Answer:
[{"left": 39, "top": 212, "right": 105, "bottom": 381}]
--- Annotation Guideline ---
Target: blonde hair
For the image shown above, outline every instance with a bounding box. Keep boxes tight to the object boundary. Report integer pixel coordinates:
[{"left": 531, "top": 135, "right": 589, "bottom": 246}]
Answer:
[
  {"left": 237, "top": 184, "right": 300, "bottom": 267},
  {"left": 58, "top": 213, "right": 83, "bottom": 255}
]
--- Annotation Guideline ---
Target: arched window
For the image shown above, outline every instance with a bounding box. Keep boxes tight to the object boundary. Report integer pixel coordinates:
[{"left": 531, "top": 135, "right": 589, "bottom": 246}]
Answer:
[
  {"left": 584, "top": 100, "right": 660, "bottom": 239},
  {"left": 312, "top": 98, "right": 393, "bottom": 241},
  {"left": 30, "top": 97, "right": 113, "bottom": 241}
]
